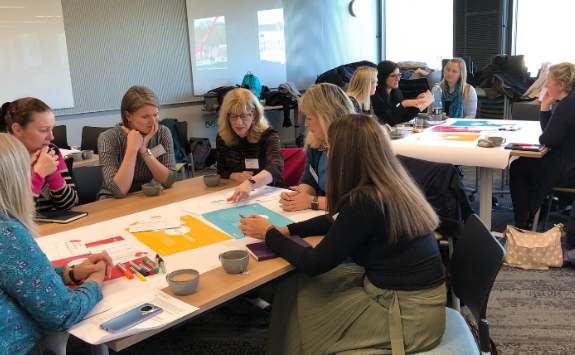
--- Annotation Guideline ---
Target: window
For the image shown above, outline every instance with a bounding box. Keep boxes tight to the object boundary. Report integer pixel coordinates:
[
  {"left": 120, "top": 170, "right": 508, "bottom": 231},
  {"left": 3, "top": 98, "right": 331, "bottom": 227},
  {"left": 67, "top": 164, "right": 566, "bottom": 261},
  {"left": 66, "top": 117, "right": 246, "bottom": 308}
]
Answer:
[
  {"left": 385, "top": 0, "right": 453, "bottom": 70},
  {"left": 193, "top": 16, "right": 228, "bottom": 70},
  {"left": 515, "top": 0, "right": 575, "bottom": 74},
  {"left": 257, "top": 9, "right": 285, "bottom": 64}
]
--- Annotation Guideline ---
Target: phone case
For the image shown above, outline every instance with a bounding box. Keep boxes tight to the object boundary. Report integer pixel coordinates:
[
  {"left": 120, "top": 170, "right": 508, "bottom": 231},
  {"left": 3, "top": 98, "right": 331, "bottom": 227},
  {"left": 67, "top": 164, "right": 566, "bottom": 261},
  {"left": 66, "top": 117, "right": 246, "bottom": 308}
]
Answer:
[{"left": 100, "top": 303, "right": 163, "bottom": 333}]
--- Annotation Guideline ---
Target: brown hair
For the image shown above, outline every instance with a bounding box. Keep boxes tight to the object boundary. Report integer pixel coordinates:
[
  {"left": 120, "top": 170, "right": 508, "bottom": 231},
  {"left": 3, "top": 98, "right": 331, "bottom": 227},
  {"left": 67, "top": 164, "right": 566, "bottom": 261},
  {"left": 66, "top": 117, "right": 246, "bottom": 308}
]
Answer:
[
  {"left": 0, "top": 98, "right": 52, "bottom": 133},
  {"left": 217, "top": 88, "right": 269, "bottom": 146},
  {"left": 326, "top": 114, "right": 439, "bottom": 244},
  {"left": 549, "top": 62, "right": 575, "bottom": 94},
  {"left": 120, "top": 86, "right": 160, "bottom": 127}
]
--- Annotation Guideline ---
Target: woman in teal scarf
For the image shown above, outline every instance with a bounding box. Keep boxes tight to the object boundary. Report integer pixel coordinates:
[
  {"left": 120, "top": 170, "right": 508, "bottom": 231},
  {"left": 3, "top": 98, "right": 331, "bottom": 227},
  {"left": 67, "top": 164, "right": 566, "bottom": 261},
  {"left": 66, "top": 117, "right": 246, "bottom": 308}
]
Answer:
[{"left": 439, "top": 59, "right": 478, "bottom": 118}]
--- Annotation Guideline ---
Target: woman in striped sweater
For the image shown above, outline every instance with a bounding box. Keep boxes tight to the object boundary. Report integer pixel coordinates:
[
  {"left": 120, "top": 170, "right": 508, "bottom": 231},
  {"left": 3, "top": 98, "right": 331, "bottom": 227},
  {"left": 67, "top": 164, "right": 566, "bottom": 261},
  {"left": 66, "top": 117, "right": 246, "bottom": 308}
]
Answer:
[{"left": 0, "top": 98, "right": 78, "bottom": 212}]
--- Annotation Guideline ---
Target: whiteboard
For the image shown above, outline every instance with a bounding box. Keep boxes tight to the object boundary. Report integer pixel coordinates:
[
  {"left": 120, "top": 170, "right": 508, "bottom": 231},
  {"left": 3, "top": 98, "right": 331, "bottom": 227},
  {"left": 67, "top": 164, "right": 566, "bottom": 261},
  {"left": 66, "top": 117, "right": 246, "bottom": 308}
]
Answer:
[{"left": 0, "top": 0, "right": 74, "bottom": 109}]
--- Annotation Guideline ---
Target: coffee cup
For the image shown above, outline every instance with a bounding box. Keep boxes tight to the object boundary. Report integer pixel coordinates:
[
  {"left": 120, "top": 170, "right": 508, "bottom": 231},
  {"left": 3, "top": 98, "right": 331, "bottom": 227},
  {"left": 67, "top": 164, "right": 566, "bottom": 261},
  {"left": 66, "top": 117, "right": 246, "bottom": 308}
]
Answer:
[
  {"left": 389, "top": 129, "right": 403, "bottom": 139},
  {"left": 203, "top": 174, "right": 220, "bottom": 187},
  {"left": 487, "top": 132, "right": 507, "bottom": 147},
  {"left": 166, "top": 269, "right": 199, "bottom": 296},
  {"left": 142, "top": 182, "right": 163, "bottom": 196},
  {"left": 82, "top": 150, "right": 94, "bottom": 159},
  {"left": 219, "top": 250, "right": 249, "bottom": 274},
  {"left": 67, "top": 151, "right": 82, "bottom": 162}
]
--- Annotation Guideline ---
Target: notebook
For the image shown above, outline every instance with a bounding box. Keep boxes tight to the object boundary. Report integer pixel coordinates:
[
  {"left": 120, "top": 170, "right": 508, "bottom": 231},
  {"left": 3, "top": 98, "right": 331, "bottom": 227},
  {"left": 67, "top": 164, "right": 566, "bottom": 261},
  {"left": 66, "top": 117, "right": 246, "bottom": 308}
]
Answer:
[
  {"left": 504, "top": 143, "right": 544, "bottom": 152},
  {"left": 35, "top": 210, "right": 88, "bottom": 224},
  {"left": 246, "top": 235, "right": 312, "bottom": 261}
]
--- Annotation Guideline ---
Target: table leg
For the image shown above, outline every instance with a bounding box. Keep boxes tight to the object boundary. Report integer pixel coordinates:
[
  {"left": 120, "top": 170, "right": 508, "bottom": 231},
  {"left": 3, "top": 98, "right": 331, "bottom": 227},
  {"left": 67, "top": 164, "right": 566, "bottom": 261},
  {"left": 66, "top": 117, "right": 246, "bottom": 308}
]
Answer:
[
  {"left": 90, "top": 344, "right": 109, "bottom": 355},
  {"left": 479, "top": 167, "right": 493, "bottom": 229}
]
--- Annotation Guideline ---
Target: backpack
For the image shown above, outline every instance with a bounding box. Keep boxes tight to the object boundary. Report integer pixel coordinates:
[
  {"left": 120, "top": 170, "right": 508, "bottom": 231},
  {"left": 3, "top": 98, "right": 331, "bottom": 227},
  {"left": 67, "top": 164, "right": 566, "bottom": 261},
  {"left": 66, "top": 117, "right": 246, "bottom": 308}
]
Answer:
[
  {"left": 241, "top": 71, "right": 262, "bottom": 98},
  {"left": 159, "top": 118, "right": 189, "bottom": 165},
  {"left": 205, "top": 86, "right": 238, "bottom": 112},
  {"left": 189, "top": 137, "right": 211, "bottom": 170}
]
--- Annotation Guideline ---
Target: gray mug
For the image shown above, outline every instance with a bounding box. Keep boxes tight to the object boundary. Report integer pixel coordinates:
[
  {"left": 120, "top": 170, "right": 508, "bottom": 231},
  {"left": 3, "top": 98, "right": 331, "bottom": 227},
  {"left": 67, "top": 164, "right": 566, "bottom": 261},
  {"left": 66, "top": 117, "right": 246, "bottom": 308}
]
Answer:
[
  {"left": 142, "top": 182, "right": 163, "bottom": 196},
  {"left": 490, "top": 136, "right": 507, "bottom": 147},
  {"left": 219, "top": 250, "right": 249, "bottom": 274},
  {"left": 203, "top": 174, "right": 220, "bottom": 187},
  {"left": 67, "top": 151, "right": 82, "bottom": 162},
  {"left": 82, "top": 150, "right": 94, "bottom": 159},
  {"left": 166, "top": 269, "right": 199, "bottom": 296}
]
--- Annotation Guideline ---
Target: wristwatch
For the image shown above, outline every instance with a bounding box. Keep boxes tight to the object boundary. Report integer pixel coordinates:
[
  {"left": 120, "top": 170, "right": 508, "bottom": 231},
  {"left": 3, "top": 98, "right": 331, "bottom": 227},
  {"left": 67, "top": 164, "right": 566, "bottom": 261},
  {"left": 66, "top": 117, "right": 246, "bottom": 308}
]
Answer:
[
  {"left": 140, "top": 148, "right": 152, "bottom": 158},
  {"left": 248, "top": 177, "right": 257, "bottom": 187},
  {"left": 68, "top": 265, "right": 82, "bottom": 284},
  {"left": 311, "top": 196, "right": 319, "bottom": 210}
]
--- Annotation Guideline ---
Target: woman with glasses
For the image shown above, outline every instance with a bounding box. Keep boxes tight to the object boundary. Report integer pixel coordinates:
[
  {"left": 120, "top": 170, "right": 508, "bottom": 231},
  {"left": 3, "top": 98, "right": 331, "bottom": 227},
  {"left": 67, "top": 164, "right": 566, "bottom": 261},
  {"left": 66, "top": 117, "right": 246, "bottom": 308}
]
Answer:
[
  {"left": 371, "top": 60, "right": 426, "bottom": 126},
  {"left": 97, "top": 86, "right": 178, "bottom": 200},
  {"left": 439, "top": 58, "right": 477, "bottom": 118},
  {"left": 347, "top": 66, "right": 378, "bottom": 117},
  {"left": 216, "top": 88, "right": 285, "bottom": 202}
]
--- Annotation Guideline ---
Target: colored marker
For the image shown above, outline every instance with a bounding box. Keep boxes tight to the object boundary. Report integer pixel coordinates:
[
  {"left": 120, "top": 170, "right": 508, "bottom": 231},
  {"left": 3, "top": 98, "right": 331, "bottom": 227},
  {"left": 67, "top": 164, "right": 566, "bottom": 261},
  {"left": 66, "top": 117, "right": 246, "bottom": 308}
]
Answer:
[
  {"left": 156, "top": 254, "right": 166, "bottom": 274},
  {"left": 142, "top": 257, "right": 159, "bottom": 274},
  {"left": 140, "top": 263, "right": 154, "bottom": 275},
  {"left": 128, "top": 260, "right": 149, "bottom": 276},
  {"left": 116, "top": 263, "right": 134, "bottom": 280},
  {"left": 512, "top": 143, "right": 532, "bottom": 147},
  {"left": 130, "top": 266, "right": 146, "bottom": 281}
]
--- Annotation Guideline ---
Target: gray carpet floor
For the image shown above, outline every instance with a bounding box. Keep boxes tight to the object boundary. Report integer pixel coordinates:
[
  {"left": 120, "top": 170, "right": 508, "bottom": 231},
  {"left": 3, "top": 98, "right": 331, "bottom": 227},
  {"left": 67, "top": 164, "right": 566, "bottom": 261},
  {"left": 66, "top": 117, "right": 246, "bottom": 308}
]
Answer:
[{"left": 54, "top": 166, "right": 575, "bottom": 355}]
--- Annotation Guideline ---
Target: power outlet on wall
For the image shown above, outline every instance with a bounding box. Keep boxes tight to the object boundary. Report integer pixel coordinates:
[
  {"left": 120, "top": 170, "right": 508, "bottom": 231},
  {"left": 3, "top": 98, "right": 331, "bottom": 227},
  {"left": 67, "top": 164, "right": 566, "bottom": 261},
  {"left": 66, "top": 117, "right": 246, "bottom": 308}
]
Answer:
[{"left": 205, "top": 120, "right": 216, "bottom": 128}]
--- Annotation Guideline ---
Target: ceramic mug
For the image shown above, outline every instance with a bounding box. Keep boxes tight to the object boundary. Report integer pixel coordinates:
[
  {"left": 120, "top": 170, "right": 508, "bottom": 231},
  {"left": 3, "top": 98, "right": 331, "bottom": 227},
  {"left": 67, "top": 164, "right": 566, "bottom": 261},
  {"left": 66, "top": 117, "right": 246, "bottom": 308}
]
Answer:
[
  {"left": 67, "top": 151, "right": 83, "bottom": 162},
  {"left": 203, "top": 174, "right": 221, "bottom": 187},
  {"left": 142, "top": 182, "right": 163, "bottom": 196},
  {"left": 166, "top": 269, "right": 199, "bottom": 296},
  {"left": 219, "top": 250, "right": 249, "bottom": 274},
  {"left": 82, "top": 150, "right": 94, "bottom": 159}
]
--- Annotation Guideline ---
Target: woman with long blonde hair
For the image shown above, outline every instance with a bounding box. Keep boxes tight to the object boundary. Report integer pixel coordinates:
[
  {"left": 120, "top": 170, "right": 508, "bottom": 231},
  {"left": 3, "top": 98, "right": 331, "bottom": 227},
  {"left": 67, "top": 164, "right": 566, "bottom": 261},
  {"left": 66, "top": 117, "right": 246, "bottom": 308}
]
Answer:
[
  {"left": 240, "top": 114, "right": 446, "bottom": 354},
  {"left": 0, "top": 134, "right": 112, "bottom": 354},
  {"left": 439, "top": 58, "right": 478, "bottom": 118},
  {"left": 347, "top": 66, "right": 378, "bottom": 117},
  {"left": 279, "top": 83, "right": 354, "bottom": 212},
  {"left": 216, "top": 88, "right": 285, "bottom": 202}
]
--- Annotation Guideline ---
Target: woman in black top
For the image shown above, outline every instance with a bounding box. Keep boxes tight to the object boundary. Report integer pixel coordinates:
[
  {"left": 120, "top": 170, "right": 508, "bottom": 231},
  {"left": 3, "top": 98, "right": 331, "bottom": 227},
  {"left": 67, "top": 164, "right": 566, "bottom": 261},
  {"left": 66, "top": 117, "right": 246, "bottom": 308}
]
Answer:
[
  {"left": 240, "top": 114, "right": 446, "bottom": 355},
  {"left": 371, "top": 60, "right": 426, "bottom": 126}
]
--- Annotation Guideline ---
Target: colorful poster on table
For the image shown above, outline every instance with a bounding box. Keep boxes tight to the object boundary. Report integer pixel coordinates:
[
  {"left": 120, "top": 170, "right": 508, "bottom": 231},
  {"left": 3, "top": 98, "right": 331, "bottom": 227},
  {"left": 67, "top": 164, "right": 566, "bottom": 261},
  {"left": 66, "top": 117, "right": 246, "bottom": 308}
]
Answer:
[
  {"left": 129, "top": 215, "right": 233, "bottom": 256},
  {"left": 202, "top": 203, "right": 294, "bottom": 239},
  {"left": 450, "top": 120, "right": 502, "bottom": 127}
]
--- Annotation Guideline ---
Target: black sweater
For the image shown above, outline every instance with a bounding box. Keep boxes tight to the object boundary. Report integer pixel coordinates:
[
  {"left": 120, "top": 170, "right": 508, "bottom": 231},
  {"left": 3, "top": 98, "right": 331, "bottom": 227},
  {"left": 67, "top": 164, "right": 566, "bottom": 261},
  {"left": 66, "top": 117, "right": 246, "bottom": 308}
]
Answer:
[
  {"left": 265, "top": 195, "right": 445, "bottom": 291},
  {"left": 371, "top": 88, "right": 420, "bottom": 126}
]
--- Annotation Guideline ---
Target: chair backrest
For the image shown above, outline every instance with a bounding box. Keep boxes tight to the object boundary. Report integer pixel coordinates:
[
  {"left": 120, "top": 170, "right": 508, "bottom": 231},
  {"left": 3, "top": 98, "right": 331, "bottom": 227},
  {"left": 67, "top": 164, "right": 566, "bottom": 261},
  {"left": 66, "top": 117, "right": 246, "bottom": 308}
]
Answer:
[
  {"left": 159, "top": 118, "right": 189, "bottom": 164},
  {"left": 281, "top": 148, "right": 307, "bottom": 187},
  {"left": 73, "top": 165, "right": 104, "bottom": 205},
  {"left": 398, "top": 77, "right": 430, "bottom": 99},
  {"left": 81, "top": 126, "right": 111, "bottom": 154},
  {"left": 451, "top": 214, "right": 506, "bottom": 353},
  {"left": 179, "top": 120, "right": 192, "bottom": 155},
  {"left": 51, "top": 125, "right": 71, "bottom": 150}
]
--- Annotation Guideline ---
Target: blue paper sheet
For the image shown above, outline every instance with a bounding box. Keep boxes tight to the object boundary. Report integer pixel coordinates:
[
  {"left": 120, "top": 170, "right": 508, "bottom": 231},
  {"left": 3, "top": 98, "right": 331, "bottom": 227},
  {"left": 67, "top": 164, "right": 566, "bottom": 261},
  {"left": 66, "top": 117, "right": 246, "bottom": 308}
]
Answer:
[
  {"left": 450, "top": 120, "right": 502, "bottom": 127},
  {"left": 202, "top": 203, "right": 294, "bottom": 239}
]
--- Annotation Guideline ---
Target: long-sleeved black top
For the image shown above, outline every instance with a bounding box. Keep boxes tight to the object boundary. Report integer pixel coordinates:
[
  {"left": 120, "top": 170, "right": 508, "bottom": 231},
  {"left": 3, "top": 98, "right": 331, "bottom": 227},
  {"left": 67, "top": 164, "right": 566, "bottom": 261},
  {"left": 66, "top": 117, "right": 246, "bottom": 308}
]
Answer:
[
  {"left": 265, "top": 194, "right": 445, "bottom": 291},
  {"left": 371, "top": 88, "right": 420, "bottom": 126}
]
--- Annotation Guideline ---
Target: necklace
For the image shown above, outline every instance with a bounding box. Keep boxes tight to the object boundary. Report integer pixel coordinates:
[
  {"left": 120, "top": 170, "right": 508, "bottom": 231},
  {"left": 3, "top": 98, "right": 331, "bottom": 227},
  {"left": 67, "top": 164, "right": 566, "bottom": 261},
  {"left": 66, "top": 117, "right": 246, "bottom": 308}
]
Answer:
[{"left": 318, "top": 141, "right": 328, "bottom": 152}]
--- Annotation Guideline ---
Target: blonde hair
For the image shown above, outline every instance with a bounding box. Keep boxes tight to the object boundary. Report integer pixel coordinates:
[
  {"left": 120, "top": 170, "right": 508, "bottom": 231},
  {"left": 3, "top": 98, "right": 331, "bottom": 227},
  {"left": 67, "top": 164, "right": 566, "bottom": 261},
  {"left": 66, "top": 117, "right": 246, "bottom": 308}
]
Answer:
[
  {"left": 440, "top": 58, "right": 472, "bottom": 101},
  {"left": 217, "top": 88, "right": 269, "bottom": 146},
  {"left": 549, "top": 62, "right": 575, "bottom": 94},
  {"left": 300, "top": 83, "right": 354, "bottom": 149},
  {"left": 346, "top": 67, "right": 378, "bottom": 111},
  {"left": 326, "top": 115, "right": 439, "bottom": 243},
  {"left": 0, "top": 134, "right": 38, "bottom": 238},
  {"left": 120, "top": 86, "right": 160, "bottom": 127}
]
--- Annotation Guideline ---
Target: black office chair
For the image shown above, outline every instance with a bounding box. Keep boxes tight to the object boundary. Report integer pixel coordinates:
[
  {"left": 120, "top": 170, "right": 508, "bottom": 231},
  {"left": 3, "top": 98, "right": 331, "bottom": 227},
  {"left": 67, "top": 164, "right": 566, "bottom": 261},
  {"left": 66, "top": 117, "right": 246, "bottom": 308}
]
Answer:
[
  {"left": 179, "top": 121, "right": 195, "bottom": 178},
  {"left": 81, "top": 126, "right": 111, "bottom": 154},
  {"left": 74, "top": 165, "right": 104, "bottom": 205},
  {"left": 51, "top": 125, "right": 71, "bottom": 150},
  {"left": 63, "top": 156, "right": 75, "bottom": 187}
]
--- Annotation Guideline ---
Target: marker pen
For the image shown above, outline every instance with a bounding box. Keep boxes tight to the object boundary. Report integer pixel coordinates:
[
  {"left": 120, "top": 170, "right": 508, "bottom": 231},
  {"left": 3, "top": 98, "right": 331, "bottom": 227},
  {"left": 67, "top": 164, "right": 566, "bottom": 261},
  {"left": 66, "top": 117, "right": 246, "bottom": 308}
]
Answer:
[
  {"left": 140, "top": 263, "right": 155, "bottom": 275},
  {"left": 116, "top": 263, "right": 134, "bottom": 280},
  {"left": 512, "top": 143, "right": 532, "bottom": 147},
  {"left": 158, "top": 256, "right": 166, "bottom": 274},
  {"left": 142, "top": 257, "right": 159, "bottom": 274},
  {"left": 130, "top": 266, "right": 146, "bottom": 281},
  {"left": 128, "top": 260, "right": 149, "bottom": 276}
]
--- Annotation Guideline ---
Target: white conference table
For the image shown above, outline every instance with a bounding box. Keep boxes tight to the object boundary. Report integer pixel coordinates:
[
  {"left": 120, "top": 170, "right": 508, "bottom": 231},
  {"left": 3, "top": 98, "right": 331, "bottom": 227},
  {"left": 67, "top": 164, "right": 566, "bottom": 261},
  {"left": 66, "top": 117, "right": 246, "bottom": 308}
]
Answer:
[{"left": 391, "top": 119, "right": 545, "bottom": 230}]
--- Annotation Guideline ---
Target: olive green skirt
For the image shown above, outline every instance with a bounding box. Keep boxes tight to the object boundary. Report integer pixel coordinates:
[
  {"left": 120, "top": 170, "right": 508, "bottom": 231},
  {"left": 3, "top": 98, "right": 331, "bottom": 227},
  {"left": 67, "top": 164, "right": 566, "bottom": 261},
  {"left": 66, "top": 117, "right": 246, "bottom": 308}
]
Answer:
[{"left": 267, "top": 264, "right": 446, "bottom": 355}]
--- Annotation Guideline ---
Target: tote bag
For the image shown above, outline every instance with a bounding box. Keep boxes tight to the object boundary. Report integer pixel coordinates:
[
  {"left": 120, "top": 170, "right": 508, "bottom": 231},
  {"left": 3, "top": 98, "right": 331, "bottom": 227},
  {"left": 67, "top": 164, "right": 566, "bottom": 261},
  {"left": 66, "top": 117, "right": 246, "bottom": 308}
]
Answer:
[{"left": 503, "top": 224, "right": 564, "bottom": 270}]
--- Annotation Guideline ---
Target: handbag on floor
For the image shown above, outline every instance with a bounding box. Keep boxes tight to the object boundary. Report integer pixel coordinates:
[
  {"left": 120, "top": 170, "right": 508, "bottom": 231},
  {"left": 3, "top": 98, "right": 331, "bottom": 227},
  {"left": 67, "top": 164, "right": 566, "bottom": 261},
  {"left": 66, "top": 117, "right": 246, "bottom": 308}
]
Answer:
[{"left": 503, "top": 223, "right": 564, "bottom": 270}]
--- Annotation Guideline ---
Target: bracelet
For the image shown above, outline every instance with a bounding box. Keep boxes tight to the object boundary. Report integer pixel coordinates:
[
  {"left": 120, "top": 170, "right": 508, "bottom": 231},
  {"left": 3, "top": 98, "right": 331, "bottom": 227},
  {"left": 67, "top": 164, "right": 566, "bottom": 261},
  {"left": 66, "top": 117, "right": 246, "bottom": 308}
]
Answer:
[
  {"left": 68, "top": 265, "right": 82, "bottom": 284},
  {"left": 265, "top": 226, "right": 277, "bottom": 234},
  {"left": 248, "top": 177, "right": 256, "bottom": 187}
]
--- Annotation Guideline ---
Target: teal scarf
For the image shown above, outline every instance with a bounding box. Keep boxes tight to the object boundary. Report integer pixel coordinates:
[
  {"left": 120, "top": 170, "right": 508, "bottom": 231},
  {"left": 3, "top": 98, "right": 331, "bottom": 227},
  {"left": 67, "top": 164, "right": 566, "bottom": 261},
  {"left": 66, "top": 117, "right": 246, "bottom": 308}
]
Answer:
[{"left": 443, "top": 82, "right": 463, "bottom": 118}]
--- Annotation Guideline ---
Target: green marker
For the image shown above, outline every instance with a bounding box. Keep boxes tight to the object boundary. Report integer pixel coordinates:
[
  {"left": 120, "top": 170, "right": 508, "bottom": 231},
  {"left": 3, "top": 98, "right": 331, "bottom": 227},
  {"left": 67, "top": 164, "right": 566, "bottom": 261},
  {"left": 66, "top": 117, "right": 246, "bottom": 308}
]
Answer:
[{"left": 142, "top": 257, "right": 160, "bottom": 274}]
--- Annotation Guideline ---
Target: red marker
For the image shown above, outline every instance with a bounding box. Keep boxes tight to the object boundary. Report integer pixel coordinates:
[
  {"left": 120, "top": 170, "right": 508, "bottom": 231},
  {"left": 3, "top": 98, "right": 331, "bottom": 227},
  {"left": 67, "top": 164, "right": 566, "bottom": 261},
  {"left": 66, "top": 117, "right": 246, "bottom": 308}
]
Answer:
[
  {"left": 116, "top": 263, "right": 134, "bottom": 280},
  {"left": 512, "top": 143, "right": 532, "bottom": 147}
]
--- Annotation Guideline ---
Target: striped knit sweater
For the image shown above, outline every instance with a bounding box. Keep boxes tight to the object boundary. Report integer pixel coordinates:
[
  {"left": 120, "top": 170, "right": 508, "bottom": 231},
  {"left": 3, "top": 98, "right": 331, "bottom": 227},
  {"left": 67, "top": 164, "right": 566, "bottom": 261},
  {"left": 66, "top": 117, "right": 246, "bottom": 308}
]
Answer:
[
  {"left": 31, "top": 145, "right": 78, "bottom": 212},
  {"left": 216, "top": 127, "right": 286, "bottom": 187}
]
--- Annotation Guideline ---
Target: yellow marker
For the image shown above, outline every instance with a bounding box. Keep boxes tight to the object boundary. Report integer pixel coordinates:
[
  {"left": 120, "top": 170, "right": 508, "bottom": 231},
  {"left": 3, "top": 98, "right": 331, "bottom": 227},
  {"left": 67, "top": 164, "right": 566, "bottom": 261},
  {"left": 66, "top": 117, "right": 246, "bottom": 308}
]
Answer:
[{"left": 130, "top": 266, "right": 147, "bottom": 281}]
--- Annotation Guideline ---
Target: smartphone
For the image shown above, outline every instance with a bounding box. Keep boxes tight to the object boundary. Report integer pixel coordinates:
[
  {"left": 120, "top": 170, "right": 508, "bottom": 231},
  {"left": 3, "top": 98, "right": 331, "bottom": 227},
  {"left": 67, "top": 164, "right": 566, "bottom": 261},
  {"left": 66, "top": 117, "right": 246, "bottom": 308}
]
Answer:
[{"left": 100, "top": 303, "right": 163, "bottom": 333}]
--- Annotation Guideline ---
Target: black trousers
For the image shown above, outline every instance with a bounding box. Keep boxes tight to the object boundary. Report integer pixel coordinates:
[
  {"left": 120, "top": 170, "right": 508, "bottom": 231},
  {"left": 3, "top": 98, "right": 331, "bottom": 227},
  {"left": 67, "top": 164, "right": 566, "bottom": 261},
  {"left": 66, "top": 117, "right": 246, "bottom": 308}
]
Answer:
[{"left": 509, "top": 157, "right": 541, "bottom": 227}]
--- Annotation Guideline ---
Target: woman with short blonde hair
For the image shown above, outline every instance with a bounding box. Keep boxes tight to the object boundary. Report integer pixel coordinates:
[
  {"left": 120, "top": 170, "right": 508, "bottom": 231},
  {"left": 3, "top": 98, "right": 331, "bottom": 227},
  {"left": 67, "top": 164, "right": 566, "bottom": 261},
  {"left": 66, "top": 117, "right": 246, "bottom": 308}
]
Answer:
[
  {"left": 279, "top": 83, "right": 354, "bottom": 212},
  {"left": 347, "top": 66, "right": 378, "bottom": 117},
  {"left": 216, "top": 88, "right": 285, "bottom": 202},
  {"left": 439, "top": 58, "right": 478, "bottom": 118},
  {"left": 0, "top": 133, "right": 113, "bottom": 354},
  {"left": 98, "top": 86, "right": 178, "bottom": 199}
]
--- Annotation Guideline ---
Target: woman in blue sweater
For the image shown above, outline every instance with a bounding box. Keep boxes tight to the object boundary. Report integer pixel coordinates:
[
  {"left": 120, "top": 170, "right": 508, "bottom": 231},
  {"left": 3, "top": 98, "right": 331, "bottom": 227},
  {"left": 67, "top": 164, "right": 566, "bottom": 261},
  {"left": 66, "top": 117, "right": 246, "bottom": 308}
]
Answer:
[
  {"left": 0, "top": 134, "right": 112, "bottom": 354},
  {"left": 279, "top": 83, "right": 354, "bottom": 212},
  {"left": 510, "top": 62, "right": 575, "bottom": 229}
]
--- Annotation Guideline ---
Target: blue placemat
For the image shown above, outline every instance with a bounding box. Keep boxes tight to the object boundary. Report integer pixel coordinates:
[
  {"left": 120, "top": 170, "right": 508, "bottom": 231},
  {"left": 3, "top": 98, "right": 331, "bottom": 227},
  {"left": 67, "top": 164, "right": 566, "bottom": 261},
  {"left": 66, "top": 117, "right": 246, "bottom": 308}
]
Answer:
[
  {"left": 450, "top": 120, "right": 502, "bottom": 127},
  {"left": 202, "top": 203, "right": 294, "bottom": 239}
]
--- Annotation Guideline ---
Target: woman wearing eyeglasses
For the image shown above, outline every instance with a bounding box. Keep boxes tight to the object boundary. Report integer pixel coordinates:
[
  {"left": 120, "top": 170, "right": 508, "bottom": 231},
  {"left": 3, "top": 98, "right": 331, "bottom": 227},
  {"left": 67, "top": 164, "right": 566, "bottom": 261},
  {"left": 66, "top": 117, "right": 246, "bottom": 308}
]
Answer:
[
  {"left": 371, "top": 60, "right": 426, "bottom": 126},
  {"left": 216, "top": 88, "right": 285, "bottom": 202}
]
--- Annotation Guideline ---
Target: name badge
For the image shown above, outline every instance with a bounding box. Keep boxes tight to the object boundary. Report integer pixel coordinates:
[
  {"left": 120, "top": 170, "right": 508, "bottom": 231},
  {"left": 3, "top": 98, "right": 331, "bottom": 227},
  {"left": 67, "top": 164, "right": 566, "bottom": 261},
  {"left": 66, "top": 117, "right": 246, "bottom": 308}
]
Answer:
[
  {"left": 150, "top": 144, "right": 166, "bottom": 158},
  {"left": 41, "top": 184, "right": 51, "bottom": 200},
  {"left": 245, "top": 158, "right": 259, "bottom": 169},
  {"left": 309, "top": 165, "right": 319, "bottom": 183}
]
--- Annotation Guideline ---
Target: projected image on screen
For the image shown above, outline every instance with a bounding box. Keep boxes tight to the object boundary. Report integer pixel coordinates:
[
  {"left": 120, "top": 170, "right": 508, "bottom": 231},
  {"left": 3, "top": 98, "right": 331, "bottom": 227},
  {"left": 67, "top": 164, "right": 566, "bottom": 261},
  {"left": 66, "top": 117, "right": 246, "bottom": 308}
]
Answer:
[
  {"left": 257, "top": 9, "right": 285, "bottom": 64},
  {"left": 194, "top": 16, "right": 227, "bottom": 70}
]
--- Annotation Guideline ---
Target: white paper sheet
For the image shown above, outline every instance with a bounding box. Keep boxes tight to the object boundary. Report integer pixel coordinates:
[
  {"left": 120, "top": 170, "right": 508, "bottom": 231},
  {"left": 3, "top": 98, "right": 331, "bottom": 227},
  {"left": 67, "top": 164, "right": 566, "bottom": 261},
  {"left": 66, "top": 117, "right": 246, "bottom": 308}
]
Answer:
[
  {"left": 42, "top": 240, "right": 90, "bottom": 261},
  {"left": 129, "top": 215, "right": 182, "bottom": 233},
  {"left": 68, "top": 290, "right": 198, "bottom": 344},
  {"left": 417, "top": 90, "right": 434, "bottom": 111},
  {"left": 86, "top": 240, "right": 142, "bottom": 264}
]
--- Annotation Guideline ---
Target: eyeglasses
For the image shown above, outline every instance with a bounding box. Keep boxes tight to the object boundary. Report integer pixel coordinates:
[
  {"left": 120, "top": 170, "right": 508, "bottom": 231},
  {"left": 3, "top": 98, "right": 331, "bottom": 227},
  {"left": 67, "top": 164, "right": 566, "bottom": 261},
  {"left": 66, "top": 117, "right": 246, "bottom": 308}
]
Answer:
[
  {"left": 388, "top": 73, "right": 403, "bottom": 79},
  {"left": 228, "top": 111, "right": 254, "bottom": 122}
]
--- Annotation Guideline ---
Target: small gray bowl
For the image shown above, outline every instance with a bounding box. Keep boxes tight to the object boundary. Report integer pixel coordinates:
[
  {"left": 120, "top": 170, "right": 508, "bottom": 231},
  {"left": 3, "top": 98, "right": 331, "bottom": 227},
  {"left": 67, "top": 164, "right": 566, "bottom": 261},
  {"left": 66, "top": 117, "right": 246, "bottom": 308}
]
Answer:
[
  {"left": 142, "top": 182, "right": 163, "bottom": 196},
  {"left": 166, "top": 269, "right": 199, "bottom": 296},
  {"left": 219, "top": 250, "right": 249, "bottom": 274},
  {"left": 203, "top": 174, "right": 220, "bottom": 187},
  {"left": 67, "top": 151, "right": 83, "bottom": 162}
]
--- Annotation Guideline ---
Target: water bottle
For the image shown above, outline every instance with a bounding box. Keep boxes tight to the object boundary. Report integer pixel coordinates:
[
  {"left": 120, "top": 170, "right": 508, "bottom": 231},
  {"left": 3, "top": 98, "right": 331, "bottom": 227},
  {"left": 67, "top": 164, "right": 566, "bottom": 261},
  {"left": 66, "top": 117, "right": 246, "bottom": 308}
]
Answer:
[{"left": 431, "top": 83, "right": 443, "bottom": 121}]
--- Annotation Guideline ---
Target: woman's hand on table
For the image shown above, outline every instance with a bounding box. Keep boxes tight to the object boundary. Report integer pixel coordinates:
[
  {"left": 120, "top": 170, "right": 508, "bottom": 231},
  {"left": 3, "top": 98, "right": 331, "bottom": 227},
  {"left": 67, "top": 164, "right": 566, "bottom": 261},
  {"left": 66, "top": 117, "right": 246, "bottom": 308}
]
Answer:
[
  {"left": 32, "top": 146, "right": 59, "bottom": 178},
  {"left": 279, "top": 187, "right": 312, "bottom": 212},
  {"left": 227, "top": 180, "right": 254, "bottom": 202},
  {"left": 230, "top": 171, "right": 254, "bottom": 183},
  {"left": 74, "top": 251, "right": 113, "bottom": 285},
  {"left": 239, "top": 214, "right": 274, "bottom": 239}
]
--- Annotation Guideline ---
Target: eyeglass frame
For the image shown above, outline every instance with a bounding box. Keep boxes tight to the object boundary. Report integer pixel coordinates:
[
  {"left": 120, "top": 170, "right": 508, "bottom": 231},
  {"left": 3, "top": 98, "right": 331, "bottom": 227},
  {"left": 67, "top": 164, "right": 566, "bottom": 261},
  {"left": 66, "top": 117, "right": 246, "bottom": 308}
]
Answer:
[
  {"left": 228, "top": 111, "right": 255, "bottom": 122},
  {"left": 388, "top": 73, "right": 403, "bottom": 79}
]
